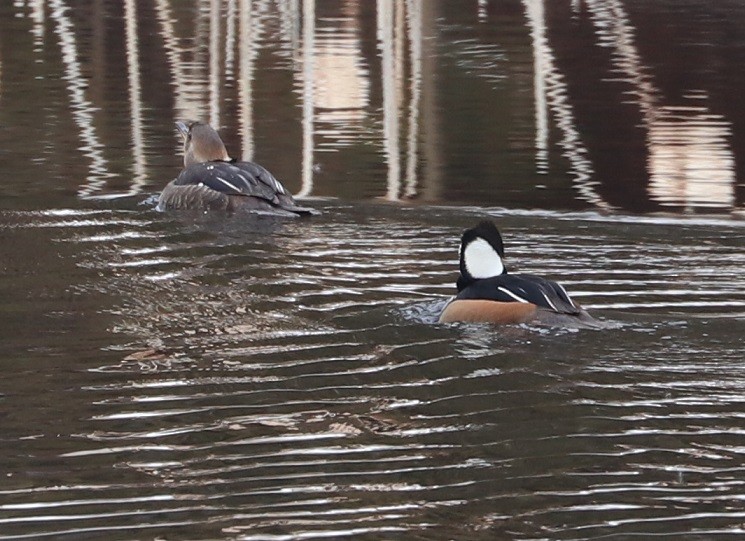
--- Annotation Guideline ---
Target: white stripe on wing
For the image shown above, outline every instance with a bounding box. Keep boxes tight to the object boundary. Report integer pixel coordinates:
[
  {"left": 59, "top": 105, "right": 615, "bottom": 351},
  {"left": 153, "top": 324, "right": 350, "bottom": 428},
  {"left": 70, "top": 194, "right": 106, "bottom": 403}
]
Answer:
[
  {"left": 555, "top": 283, "right": 576, "bottom": 308},
  {"left": 236, "top": 172, "right": 254, "bottom": 189},
  {"left": 215, "top": 176, "right": 241, "bottom": 193},
  {"left": 541, "top": 292, "right": 558, "bottom": 311},
  {"left": 497, "top": 286, "right": 530, "bottom": 303}
]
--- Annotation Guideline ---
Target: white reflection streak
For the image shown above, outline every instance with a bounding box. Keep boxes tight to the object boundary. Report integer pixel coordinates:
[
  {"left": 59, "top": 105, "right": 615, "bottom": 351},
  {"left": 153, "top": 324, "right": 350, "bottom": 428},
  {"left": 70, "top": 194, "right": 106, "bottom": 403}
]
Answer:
[
  {"left": 154, "top": 0, "right": 196, "bottom": 122},
  {"left": 526, "top": 1, "right": 547, "bottom": 173},
  {"left": 237, "top": 0, "right": 274, "bottom": 158},
  {"left": 209, "top": 0, "right": 221, "bottom": 127},
  {"left": 313, "top": 9, "right": 370, "bottom": 131},
  {"left": 585, "top": 0, "right": 735, "bottom": 209},
  {"left": 225, "top": 0, "right": 236, "bottom": 77},
  {"left": 584, "top": 0, "right": 657, "bottom": 119},
  {"left": 239, "top": 0, "right": 255, "bottom": 161},
  {"left": 297, "top": 0, "right": 316, "bottom": 198},
  {"left": 404, "top": 0, "right": 422, "bottom": 198},
  {"left": 278, "top": 0, "right": 300, "bottom": 52},
  {"left": 478, "top": 0, "right": 488, "bottom": 23},
  {"left": 49, "top": 0, "right": 110, "bottom": 198},
  {"left": 523, "top": 0, "right": 606, "bottom": 208},
  {"left": 395, "top": 0, "right": 406, "bottom": 188},
  {"left": 30, "top": 0, "right": 44, "bottom": 48},
  {"left": 124, "top": 0, "right": 147, "bottom": 195},
  {"left": 378, "top": 0, "right": 401, "bottom": 200}
]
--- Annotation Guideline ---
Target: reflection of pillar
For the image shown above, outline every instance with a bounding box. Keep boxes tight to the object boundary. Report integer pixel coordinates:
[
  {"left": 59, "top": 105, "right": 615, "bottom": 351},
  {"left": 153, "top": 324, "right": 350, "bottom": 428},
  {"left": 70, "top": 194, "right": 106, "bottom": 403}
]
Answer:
[
  {"left": 478, "top": 0, "right": 488, "bottom": 22},
  {"left": 394, "top": 0, "right": 406, "bottom": 195},
  {"left": 585, "top": 1, "right": 658, "bottom": 121},
  {"left": 586, "top": 0, "right": 736, "bottom": 210},
  {"left": 404, "top": 0, "right": 422, "bottom": 198},
  {"left": 378, "top": 0, "right": 401, "bottom": 200},
  {"left": 155, "top": 0, "right": 200, "bottom": 121},
  {"left": 278, "top": 0, "right": 300, "bottom": 53},
  {"left": 298, "top": 0, "right": 315, "bottom": 198},
  {"left": 225, "top": 0, "right": 236, "bottom": 77},
  {"left": 49, "top": 0, "right": 109, "bottom": 197},
  {"left": 91, "top": 0, "right": 105, "bottom": 105},
  {"left": 526, "top": 0, "right": 548, "bottom": 173},
  {"left": 125, "top": 0, "right": 146, "bottom": 192},
  {"left": 30, "top": 0, "right": 45, "bottom": 47},
  {"left": 209, "top": 0, "right": 221, "bottom": 127},
  {"left": 195, "top": 0, "right": 210, "bottom": 105},
  {"left": 523, "top": 0, "right": 604, "bottom": 208},
  {"left": 647, "top": 104, "right": 735, "bottom": 209},
  {"left": 419, "top": 0, "right": 442, "bottom": 201},
  {"left": 238, "top": 0, "right": 255, "bottom": 160}
]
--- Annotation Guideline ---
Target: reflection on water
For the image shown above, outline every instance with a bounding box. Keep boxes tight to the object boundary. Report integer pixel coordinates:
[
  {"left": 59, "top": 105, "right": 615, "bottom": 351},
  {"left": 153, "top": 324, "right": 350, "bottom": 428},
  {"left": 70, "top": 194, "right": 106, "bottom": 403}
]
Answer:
[
  {"left": 314, "top": 7, "right": 369, "bottom": 127},
  {"left": 524, "top": 0, "right": 601, "bottom": 207},
  {"left": 4, "top": 0, "right": 744, "bottom": 211},
  {"left": 49, "top": 0, "right": 111, "bottom": 197},
  {"left": 584, "top": 0, "right": 737, "bottom": 211},
  {"left": 2, "top": 1, "right": 745, "bottom": 539},
  {"left": 648, "top": 101, "right": 735, "bottom": 209}
]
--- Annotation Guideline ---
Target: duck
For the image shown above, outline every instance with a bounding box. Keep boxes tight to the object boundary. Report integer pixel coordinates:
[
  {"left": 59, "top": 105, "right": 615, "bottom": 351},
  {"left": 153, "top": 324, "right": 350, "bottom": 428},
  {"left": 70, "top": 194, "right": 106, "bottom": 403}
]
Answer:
[
  {"left": 439, "top": 221, "right": 600, "bottom": 328},
  {"left": 157, "top": 121, "right": 317, "bottom": 216}
]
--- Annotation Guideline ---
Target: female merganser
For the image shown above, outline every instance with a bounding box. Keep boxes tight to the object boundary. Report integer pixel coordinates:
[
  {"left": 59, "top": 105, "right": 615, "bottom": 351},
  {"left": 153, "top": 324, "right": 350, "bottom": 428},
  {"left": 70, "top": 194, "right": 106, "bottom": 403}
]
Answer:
[
  {"left": 439, "top": 221, "right": 599, "bottom": 327},
  {"left": 158, "top": 121, "right": 316, "bottom": 216}
]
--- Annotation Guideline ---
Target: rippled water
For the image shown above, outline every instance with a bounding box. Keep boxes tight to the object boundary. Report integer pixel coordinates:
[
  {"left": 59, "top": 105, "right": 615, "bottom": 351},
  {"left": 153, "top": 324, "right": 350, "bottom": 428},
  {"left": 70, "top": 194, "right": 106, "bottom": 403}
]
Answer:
[
  {"left": 2, "top": 203, "right": 744, "bottom": 539},
  {"left": 2, "top": 0, "right": 745, "bottom": 539}
]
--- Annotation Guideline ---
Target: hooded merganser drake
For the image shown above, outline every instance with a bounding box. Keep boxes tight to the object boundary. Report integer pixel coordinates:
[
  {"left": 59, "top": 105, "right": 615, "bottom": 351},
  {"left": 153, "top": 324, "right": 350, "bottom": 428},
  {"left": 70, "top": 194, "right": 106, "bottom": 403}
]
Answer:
[
  {"left": 157, "top": 121, "right": 317, "bottom": 216},
  {"left": 439, "top": 221, "right": 599, "bottom": 327}
]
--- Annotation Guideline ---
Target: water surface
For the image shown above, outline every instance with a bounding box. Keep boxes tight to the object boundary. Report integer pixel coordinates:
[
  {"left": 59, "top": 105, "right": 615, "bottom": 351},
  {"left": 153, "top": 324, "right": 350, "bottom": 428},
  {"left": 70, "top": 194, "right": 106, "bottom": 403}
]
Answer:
[{"left": 1, "top": 1, "right": 744, "bottom": 539}]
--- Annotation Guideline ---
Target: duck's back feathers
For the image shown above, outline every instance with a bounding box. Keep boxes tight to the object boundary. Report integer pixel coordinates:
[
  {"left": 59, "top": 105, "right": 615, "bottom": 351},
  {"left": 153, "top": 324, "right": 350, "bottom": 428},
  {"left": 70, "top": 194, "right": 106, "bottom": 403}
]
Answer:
[
  {"left": 158, "top": 181, "right": 234, "bottom": 211},
  {"left": 160, "top": 160, "right": 317, "bottom": 215},
  {"left": 443, "top": 270, "right": 605, "bottom": 328},
  {"left": 172, "top": 161, "right": 285, "bottom": 201},
  {"left": 455, "top": 273, "right": 580, "bottom": 315},
  {"left": 442, "top": 272, "right": 601, "bottom": 327}
]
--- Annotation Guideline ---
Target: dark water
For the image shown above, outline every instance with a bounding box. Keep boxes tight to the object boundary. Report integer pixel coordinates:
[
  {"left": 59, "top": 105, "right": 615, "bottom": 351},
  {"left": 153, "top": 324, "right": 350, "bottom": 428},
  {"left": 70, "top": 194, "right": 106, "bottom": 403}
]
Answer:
[{"left": 1, "top": 1, "right": 744, "bottom": 539}]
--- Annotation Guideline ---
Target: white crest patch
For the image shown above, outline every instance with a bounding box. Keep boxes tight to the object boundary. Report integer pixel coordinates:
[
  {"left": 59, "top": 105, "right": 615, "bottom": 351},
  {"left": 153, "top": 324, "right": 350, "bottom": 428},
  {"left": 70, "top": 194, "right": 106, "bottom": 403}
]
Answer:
[{"left": 463, "top": 237, "right": 504, "bottom": 279}]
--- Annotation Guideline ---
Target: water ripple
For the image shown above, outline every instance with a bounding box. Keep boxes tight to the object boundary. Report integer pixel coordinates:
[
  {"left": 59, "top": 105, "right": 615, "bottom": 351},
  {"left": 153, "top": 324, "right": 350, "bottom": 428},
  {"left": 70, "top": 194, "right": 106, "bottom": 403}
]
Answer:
[{"left": 1, "top": 202, "right": 743, "bottom": 539}]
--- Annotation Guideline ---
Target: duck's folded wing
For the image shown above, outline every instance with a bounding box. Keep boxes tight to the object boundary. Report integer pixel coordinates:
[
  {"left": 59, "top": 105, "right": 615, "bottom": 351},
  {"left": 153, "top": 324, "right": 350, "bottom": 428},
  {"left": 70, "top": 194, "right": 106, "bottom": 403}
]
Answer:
[
  {"left": 173, "top": 162, "right": 282, "bottom": 202},
  {"left": 457, "top": 274, "right": 581, "bottom": 315},
  {"left": 231, "top": 161, "right": 288, "bottom": 195},
  {"left": 501, "top": 274, "right": 581, "bottom": 314}
]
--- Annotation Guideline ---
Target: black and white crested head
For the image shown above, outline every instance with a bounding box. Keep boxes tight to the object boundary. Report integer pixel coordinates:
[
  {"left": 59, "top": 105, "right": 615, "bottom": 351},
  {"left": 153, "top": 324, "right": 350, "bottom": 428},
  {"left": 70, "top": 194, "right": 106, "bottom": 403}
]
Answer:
[
  {"left": 459, "top": 221, "right": 507, "bottom": 283},
  {"left": 176, "top": 120, "right": 231, "bottom": 168}
]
